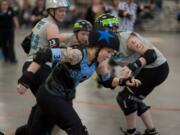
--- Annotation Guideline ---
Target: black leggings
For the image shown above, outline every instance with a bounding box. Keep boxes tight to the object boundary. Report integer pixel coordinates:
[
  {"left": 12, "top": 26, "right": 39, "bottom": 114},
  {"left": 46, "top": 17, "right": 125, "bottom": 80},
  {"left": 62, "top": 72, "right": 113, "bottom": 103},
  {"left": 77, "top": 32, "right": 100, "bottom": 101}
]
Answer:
[
  {"left": 117, "top": 62, "right": 169, "bottom": 115},
  {"left": 15, "top": 62, "right": 52, "bottom": 135},
  {"left": 30, "top": 85, "right": 85, "bottom": 135},
  {"left": 130, "top": 62, "right": 169, "bottom": 98},
  {"left": 0, "top": 29, "right": 16, "bottom": 62}
]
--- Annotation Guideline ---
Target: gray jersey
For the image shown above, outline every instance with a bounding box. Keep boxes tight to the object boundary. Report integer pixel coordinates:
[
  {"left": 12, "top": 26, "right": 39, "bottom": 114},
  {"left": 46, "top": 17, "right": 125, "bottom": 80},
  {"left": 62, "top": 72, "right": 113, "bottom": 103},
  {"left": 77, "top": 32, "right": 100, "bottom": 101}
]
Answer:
[
  {"left": 116, "top": 31, "right": 166, "bottom": 68},
  {"left": 27, "top": 18, "right": 58, "bottom": 61}
]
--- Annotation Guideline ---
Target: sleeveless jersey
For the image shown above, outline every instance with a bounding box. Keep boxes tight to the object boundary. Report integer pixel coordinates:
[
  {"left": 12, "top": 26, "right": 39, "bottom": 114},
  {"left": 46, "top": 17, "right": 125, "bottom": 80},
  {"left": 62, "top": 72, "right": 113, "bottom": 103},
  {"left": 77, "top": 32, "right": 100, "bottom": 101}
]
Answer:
[
  {"left": 45, "top": 48, "right": 97, "bottom": 96},
  {"left": 27, "top": 18, "right": 58, "bottom": 61}
]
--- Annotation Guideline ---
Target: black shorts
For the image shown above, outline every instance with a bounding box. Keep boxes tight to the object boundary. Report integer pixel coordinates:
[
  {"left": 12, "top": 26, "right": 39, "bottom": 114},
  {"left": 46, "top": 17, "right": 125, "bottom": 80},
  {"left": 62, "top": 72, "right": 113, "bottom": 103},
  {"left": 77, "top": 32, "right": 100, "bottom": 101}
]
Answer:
[
  {"left": 30, "top": 85, "right": 81, "bottom": 135},
  {"left": 129, "top": 62, "right": 169, "bottom": 99}
]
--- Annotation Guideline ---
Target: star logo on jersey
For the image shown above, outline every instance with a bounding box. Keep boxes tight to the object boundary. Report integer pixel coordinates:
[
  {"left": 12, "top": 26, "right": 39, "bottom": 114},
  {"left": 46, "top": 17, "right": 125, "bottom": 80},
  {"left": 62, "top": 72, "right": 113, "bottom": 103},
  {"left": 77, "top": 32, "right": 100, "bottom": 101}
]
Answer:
[{"left": 97, "top": 30, "right": 113, "bottom": 46}]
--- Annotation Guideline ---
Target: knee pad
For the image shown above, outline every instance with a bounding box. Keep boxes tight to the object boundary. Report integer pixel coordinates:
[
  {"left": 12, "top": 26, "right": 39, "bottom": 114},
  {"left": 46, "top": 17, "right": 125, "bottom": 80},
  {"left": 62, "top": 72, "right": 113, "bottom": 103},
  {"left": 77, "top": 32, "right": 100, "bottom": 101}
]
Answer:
[
  {"left": 137, "top": 102, "right": 151, "bottom": 116},
  {"left": 116, "top": 89, "right": 138, "bottom": 115},
  {"left": 15, "top": 125, "right": 30, "bottom": 135},
  {"left": 66, "top": 125, "right": 89, "bottom": 135}
]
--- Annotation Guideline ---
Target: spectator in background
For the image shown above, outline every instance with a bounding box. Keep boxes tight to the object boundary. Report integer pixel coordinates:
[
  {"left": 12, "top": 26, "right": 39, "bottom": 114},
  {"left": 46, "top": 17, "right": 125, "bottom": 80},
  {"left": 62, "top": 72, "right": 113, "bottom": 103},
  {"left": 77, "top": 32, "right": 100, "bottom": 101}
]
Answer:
[
  {"left": 0, "top": 0, "right": 19, "bottom": 64},
  {"left": 138, "top": 0, "right": 157, "bottom": 20},
  {"left": 85, "top": 0, "right": 107, "bottom": 26},
  {"left": 155, "top": 0, "right": 162, "bottom": 12},
  {"left": 9, "top": 0, "right": 21, "bottom": 17},
  {"left": 107, "top": 0, "right": 137, "bottom": 32},
  {"left": 118, "top": 0, "right": 137, "bottom": 31},
  {"left": 20, "top": 0, "right": 32, "bottom": 28},
  {"left": 30, "top": 0, "right": 47, "bottom": 27},
  {"left": 176, "top": 5, "right": 180, "bottom": 32},
  {"left": 63, "top": 4, "right": 83, "bottom": 28}
]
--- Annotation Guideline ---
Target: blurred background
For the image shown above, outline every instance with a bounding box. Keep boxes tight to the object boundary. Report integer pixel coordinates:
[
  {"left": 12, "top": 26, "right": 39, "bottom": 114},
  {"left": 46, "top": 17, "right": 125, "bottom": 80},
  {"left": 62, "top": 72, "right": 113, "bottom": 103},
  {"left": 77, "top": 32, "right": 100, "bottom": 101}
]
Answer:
[
  {"left": 0, "top": 0, "right": 180, "bottom": 135},
  {"left": 4, "top": 0, "right": 180, "bottom": 32}
]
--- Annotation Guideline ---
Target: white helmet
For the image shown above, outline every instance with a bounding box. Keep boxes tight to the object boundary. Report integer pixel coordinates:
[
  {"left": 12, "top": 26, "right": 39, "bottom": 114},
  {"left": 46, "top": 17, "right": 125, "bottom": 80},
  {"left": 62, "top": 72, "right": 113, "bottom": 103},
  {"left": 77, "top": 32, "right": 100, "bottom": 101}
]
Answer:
[{"left": 46, "top": 0, "right": 70, "bottom": 10}]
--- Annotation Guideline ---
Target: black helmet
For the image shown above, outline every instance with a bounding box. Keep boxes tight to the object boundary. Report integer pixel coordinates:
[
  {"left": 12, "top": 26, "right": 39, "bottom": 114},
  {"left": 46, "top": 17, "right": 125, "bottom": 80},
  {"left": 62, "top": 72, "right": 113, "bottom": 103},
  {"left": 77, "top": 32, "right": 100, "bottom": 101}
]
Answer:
[
  {"left": 95, "top": 13, "right": 120, "bottom": 32},
  {"left": 73, "top": 20, "right": 93, "bottom": 33},
  {"left": 89, "top": 29, "right": 119, "bottom": 51}
]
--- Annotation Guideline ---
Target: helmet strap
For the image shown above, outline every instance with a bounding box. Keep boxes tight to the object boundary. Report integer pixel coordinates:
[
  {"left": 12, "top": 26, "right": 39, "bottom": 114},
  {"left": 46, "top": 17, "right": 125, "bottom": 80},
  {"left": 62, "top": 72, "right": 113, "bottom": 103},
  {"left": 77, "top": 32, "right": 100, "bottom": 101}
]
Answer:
[
  {"left": 75, "top": 32, "right": 82, "bottom": 45},
  {"left": 92, "top": 47, "right": 101, "bottom": 63},
  {"left": 75, "top": 32, "right": 89, "bottom": 47},
  {"left": 49, "top": 9, "right": 62, "bottom": 27}
]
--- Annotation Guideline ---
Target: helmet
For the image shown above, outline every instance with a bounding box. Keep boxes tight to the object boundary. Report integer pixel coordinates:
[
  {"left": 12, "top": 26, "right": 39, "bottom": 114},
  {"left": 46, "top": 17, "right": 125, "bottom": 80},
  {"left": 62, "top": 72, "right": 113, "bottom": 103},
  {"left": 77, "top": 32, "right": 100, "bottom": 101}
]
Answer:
[
  {"left": 73, "top": 20, "right": 93, "bottom": 33},
  {"left": 46, "top": 0, "right": 70, "bottom": 10},
  {"left": 89, "top": 29, "right": 119, "bottom": 51},
  {"left": 95, "top": 13, "right": 120, "bottom": 32}
]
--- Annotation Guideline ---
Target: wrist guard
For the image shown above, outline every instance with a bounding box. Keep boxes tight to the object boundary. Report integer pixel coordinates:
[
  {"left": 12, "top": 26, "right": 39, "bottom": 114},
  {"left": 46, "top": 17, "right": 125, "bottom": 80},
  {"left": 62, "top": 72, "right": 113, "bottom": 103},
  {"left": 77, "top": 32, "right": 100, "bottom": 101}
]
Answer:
[
  {"left": 119, "top": 77, "right": 131, "bottom": 86},
  {"left": 98, "top": 76, "right": 115, "bottom": 89},
  {"left": 127, "top": 59, "right": 142, "bottom": 72},
  {"left": 18, "top": 71, "right": 35, "bottom": 88}
]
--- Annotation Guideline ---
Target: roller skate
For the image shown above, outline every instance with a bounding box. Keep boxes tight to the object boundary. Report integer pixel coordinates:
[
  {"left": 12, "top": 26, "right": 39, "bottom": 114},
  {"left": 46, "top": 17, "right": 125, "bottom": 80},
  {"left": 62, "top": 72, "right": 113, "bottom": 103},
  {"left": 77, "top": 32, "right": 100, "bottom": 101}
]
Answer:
[
  {"left": 120, "top": 128, "right": 142, "bottom": 135},
  {"left": 143, "top": 128, "right": 160, "bottom": 135}
]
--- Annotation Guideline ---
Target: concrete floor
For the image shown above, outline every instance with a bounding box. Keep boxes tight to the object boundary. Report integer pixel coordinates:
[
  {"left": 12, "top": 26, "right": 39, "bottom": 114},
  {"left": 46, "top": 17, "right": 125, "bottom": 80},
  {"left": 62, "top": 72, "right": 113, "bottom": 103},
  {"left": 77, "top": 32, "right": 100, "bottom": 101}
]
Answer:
[{"left": 0, "top": 29, "right": 180, "bottom": 135}]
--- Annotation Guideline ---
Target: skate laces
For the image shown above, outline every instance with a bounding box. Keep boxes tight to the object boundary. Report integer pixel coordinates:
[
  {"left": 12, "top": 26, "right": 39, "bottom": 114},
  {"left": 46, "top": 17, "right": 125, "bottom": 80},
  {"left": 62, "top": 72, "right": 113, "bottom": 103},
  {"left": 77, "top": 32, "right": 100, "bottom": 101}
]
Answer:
[
  {"left": 120, "top": 128, "right": 142, "bottom": 135},
  {"left": 120, "top": 127, "right": 128, "bottom": 134}
]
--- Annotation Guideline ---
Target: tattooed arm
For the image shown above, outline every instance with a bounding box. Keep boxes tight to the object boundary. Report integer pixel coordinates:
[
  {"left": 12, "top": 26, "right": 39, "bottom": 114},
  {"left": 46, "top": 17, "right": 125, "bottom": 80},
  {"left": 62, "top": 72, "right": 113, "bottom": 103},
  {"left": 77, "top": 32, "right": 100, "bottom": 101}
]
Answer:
[
  {"left": 28, "top": 47, "right": 82, "bottom": 74},
  {"left": 17, "top": 48, "right": 82, "bottom": 94},
  {"left": 60, "top": 47, "right": 82, "bottom": 65}
]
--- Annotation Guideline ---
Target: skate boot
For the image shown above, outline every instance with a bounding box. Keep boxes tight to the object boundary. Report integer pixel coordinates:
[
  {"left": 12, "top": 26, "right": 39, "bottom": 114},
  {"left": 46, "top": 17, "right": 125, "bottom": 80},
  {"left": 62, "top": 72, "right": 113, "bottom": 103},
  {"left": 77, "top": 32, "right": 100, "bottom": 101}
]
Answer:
[
  {"left": 0, "top": 131, "right": 4, "bottom": 135},
  {"left": 15, "top": 125, "right": 30, "bottom": 135},
  {"left": 143, "top": 128, "right": 160, "bottom": 135},
  {"left": 120, "top": 128, "right": 142, "bottom": 135}
]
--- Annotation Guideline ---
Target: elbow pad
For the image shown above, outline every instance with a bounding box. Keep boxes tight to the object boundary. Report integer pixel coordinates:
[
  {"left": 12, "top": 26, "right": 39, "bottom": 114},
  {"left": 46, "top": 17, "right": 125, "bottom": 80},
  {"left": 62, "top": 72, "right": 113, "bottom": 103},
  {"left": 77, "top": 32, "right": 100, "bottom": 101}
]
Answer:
[
  {"left": 142, "top": 49, "right": 157, "bottom": 65},
  {"left": 33, "top": 48, "right": 52, "bottom": 65},
  {"left": 127, "top": 59, "right": 142, "bottom": 72},
  {"left": 48, "top": 38, "right": 60, "bottom": 48},
  {"left": 98, "top": 77, "right": 115, "bottom": 89},
  {"left": 18, "top": 71, "right": 34, "bottom": 88},
  {"left": 21, "top": 33, "right": 32, "bottom": 54}
]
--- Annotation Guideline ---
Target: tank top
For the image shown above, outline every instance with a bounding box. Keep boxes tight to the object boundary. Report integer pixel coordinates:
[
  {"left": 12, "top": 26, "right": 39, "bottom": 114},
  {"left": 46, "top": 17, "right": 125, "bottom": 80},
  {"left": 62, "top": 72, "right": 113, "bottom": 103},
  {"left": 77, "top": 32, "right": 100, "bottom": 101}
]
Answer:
[
  {"left": 45, "top": 48, "right": 97, "bottom": 96},
  {"left": 27, "top": 17, "right": 58, "bottom": 61}
]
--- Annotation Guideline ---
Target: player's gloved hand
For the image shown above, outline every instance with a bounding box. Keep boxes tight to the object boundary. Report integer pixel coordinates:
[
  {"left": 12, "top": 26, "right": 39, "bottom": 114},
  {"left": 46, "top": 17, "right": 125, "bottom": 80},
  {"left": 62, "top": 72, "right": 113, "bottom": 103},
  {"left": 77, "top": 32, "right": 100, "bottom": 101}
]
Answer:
[
  {"left": 17, "top": 71, "right": 34, "bottom": 95},
  {"left": 126, "top": 77, "right": 141, "bottom": 87},
  {"left": 119, "top": 77, "right": 141, "bottom": 87}
]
